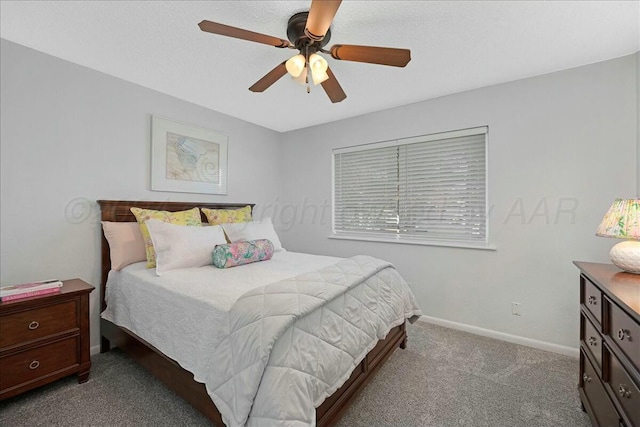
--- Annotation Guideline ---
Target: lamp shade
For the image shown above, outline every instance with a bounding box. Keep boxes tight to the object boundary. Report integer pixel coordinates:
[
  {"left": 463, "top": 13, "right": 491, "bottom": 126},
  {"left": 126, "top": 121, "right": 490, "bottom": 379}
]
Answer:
[
  {"left": 596, "top": 199, "right": 640, "bottom": 274},
  {"left": 292, "top": 66, "right": 308, "bottom": 85},
  {"left": 285, "top": 54, "right": 306, "bottom": 78},
  {"left": 308, "top": 53, "right": 329, "bottom": 85},
  {"left": 596, "top": 199, "right": 640, "bottom": 239}
]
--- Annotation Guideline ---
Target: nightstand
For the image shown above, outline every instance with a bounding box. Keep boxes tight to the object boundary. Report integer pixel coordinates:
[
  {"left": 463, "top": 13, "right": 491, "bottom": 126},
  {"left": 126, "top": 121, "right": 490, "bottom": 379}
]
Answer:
[{"left": 0, "top": 278, "right": 94, "bottom": 399}]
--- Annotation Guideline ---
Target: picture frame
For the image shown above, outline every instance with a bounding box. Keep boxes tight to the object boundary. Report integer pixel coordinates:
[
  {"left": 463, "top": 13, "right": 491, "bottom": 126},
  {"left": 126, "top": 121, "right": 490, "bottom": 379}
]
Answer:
[{"left": 150, "top": 115, "right": 228, "bottom": 195}]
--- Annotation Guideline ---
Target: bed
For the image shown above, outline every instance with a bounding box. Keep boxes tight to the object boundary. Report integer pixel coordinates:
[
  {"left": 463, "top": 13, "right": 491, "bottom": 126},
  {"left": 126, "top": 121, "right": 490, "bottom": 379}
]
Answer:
[{"left": 98, "top": 199, "right": 420, "bottom": 426}]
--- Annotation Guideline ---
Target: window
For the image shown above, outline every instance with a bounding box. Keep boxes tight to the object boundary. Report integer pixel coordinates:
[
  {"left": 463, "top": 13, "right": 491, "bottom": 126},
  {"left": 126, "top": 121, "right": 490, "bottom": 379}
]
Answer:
[{"left": 332, "top": 127, "right": 488, "bottom": 248}]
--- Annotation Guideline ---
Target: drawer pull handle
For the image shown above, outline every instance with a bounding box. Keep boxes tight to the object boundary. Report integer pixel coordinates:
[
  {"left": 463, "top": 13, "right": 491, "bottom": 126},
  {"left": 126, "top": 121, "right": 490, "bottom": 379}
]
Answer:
[
  {"left": 617, "top": 328, "right": 630, "bottom": 341},
  {"left": 28, "top": 321, "right": 39, "bottom": 330},
  {"left": 618, "top": 384, "right": 632, "bottom": 399},
  {"left": 588, "top": 337, "right": 597, "bottom": 346},
  {"left": 582, "top": 373, "right": 592, "bottom": 383},
  {"left": 587, "top": 296, "right": 597, "bottom": 305},
  {"left": 29, "top": 360, "right": 40, "bottom": 370}
]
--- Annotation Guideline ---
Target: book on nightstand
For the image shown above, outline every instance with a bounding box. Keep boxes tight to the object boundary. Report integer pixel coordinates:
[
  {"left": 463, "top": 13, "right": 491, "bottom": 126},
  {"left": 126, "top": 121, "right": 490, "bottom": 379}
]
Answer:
[
  {"left": 0, "top": 279, "right": 63, "bottom": 301},
  {"left": 1, "top": 287, "right": 61, "bottom": 302}
]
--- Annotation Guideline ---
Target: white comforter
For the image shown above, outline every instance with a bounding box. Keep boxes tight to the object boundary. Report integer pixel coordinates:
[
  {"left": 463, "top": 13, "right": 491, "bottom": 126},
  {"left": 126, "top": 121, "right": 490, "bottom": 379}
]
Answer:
[{"left": 102, "top": 252, "right": 421, "bottom": 426}]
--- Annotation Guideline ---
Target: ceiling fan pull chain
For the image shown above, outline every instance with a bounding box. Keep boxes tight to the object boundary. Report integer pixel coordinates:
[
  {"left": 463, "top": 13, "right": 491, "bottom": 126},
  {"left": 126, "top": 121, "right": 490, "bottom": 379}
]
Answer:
[{"left": 305, "top": 45, "right": 311, "bottom": 94}]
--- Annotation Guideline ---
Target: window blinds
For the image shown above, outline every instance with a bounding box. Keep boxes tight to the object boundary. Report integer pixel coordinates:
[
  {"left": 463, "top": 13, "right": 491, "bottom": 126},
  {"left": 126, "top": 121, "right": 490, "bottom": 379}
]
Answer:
[{"left": 333, "top": 127, "right": 487, "bottom": 245}]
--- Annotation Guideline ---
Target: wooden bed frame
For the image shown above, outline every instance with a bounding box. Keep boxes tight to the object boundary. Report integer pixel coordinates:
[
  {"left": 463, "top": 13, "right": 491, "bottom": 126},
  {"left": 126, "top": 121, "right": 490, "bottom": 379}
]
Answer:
[{"left": 98, "top": 199, "right": 407, "bottom": 427}]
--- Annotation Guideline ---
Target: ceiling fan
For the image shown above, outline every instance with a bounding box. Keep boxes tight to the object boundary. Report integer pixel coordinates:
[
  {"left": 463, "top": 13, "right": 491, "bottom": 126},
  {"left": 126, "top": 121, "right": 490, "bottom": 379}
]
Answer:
[{"left": 198, "top": 0, "right": 411, "bottom": 103}]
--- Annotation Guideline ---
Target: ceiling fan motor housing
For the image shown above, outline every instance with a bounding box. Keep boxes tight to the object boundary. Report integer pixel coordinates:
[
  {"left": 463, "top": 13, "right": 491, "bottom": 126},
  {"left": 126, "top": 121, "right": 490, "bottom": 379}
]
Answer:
[{"left": 287, "top": 12, "right": 331, "bottom": 51}]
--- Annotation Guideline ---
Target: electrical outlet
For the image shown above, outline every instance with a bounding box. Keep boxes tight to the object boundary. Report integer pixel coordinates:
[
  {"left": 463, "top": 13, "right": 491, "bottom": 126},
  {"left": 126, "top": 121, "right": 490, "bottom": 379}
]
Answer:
[{"left": 512, "top": 302, "right": 521, "bottom": 316}]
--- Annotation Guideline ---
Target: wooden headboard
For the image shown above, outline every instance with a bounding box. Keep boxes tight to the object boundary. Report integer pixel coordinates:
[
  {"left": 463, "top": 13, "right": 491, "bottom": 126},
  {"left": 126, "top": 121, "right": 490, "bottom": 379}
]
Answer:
[{"left": 97, "top": 200, "right": 254, "bottom": 313}]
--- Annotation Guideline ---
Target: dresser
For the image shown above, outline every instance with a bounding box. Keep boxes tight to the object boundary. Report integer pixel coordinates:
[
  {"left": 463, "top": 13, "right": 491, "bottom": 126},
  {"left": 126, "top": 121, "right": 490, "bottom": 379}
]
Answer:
[
  {"left": 574, "top": 262, "right": 640, "bottom": 427},
  {"left": 0, "top": 279, "right": 94, "bottom": 399}
]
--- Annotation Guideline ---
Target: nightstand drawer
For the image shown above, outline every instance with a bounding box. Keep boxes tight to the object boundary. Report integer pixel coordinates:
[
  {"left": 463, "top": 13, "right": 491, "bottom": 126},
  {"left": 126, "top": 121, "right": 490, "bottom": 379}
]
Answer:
[
  {"left": 606, "top": 298, "right": 640, "bottom": 368},
  {"left": 608, "top": 351, "right": 640, "bottom": 426},
  {"left": 0, "top": 300, "right": 77, "bottom": 349},
  {"left": 0, "top": 337, "right": 79, "bottom": 391},
  {"left": 580, "top": 350, "right": 619, "bottom": 427},
  {"left": 581, "top": 313, "right": 602, "bottom": 369},
  {"left": 582, "top": 277, "right": 602, "bottom": 324}
]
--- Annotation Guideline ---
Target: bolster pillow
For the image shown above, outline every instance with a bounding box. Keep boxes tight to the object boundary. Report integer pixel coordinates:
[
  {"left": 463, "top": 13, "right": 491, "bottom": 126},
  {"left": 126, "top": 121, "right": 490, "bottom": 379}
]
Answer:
[{"left": 212, "top": 239, "right": 274, "bottom": 269}]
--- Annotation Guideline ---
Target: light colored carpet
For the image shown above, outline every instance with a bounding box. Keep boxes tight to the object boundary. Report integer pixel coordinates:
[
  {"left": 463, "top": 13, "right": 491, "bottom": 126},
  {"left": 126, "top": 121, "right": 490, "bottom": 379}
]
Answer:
[{"left": 0, "top": 322, "right": 590, "bottom": 427}]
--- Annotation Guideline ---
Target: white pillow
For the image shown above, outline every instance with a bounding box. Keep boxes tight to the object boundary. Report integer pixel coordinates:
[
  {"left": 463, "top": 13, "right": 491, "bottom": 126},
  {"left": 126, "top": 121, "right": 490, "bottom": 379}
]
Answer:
[
  {"left": 221, "top": 217, "right": 284, "bottom": 251},
  {"left": 145, "top": 219, "right": 226, "bottom": 276}
]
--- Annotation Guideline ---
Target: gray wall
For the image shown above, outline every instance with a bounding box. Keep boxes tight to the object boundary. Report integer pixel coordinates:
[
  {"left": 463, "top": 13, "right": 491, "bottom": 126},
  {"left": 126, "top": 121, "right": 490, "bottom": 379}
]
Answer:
[
  {"left": 0, "top": 39, "right": 284, "bottom": 351},
  {"left": 278, "top": 53, "right": 639, "bottom": 351}
]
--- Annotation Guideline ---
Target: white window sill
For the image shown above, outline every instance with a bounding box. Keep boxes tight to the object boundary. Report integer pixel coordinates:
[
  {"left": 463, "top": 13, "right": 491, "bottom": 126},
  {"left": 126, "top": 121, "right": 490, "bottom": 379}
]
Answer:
[{"left": 328, "top": 234, "right": 497, "bottom": 251}]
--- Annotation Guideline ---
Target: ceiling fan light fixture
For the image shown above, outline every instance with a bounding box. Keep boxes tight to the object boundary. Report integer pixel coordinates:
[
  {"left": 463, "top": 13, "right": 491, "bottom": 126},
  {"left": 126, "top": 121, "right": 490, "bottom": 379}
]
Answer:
[
  {"left": 309, "top": 53, "right": 328, "bottom": 71},
  {"left": 311, "top": 68, "right": 329, "bottom": 85},
  {"left": 292, "top": 66, "right": 308, "bottom": 85},
  {"left": 285, "top": 54, "right": 306, "bottom": 77},
  {"left": 309, "top": 53, "right": 329, "bottom": 85},
  {"left": 311, "top": 70, "right": 329, "bottom": 85}
]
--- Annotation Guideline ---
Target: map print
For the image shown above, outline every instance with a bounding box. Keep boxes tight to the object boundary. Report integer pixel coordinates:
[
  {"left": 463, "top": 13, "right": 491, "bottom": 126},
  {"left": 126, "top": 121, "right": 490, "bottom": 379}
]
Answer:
[{"left": 165, "top": 132, "right": 220, "bottom": 183}]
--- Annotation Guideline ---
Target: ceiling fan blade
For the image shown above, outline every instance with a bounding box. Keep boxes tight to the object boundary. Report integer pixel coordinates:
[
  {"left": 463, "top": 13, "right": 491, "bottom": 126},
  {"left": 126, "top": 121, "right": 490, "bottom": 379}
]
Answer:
[
  {"left": 249, "top": 61, "right": 288, "bottom": 92},
  {"left": 198, "top": 20, "right": 290, "bottom": 48},
  {"left": 330, "top": 44, "right": 411, "bottom": 67},
  {"left": 321, "top": 67, "right": 347, "bottom": 103},
  {"left": 305, "top": 0, "right": 342, "bottom": 41}
]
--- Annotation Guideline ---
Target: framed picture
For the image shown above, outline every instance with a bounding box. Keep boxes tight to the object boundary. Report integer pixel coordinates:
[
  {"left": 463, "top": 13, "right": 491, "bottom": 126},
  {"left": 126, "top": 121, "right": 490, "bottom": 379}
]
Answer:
[{"left": 151, "top": 116, "right": 228, "bottom": 195}]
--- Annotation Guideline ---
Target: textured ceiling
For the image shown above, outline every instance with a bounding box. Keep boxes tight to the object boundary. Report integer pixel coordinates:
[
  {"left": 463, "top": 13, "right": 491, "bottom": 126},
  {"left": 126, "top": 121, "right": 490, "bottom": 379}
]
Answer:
[{"left": 1, "top": 1, "right": 639, "bottom": 132}]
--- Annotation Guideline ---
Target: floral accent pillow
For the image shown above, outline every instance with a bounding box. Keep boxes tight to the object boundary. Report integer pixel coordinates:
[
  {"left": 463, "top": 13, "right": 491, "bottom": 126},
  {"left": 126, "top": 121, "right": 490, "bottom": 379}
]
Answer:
[
  {"left": 202, "top": 206, "right": 252, "bottom": 225},
  {"left": 130, "top": 207, "right": 202, "bottom": 268},
  {"left": 212, "top": 239, "right": 274, "bottom": 269}
]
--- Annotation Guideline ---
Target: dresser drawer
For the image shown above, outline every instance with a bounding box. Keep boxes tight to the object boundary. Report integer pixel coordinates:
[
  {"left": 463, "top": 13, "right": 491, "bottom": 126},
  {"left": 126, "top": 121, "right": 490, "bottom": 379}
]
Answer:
[
  {"left": 581, "top": 314, "right": 602, "bottom": 370},
  {"left": 607, "top": 350, "right": 640, "bottom": 427},
  {"left": 0, "top": 300, "right": 77, "bottom": 348},
  {"left": 580, "top": 350, "right": 620, "bottom": 427},
  {"left": 0, "top": 337, "right": 79, "bottom": 392},
  {"left": 606, "top": 297, "right": 640, "bottom": 368},
  {"left": 582, "top": 276, "right": 602, "bottom": 324}
]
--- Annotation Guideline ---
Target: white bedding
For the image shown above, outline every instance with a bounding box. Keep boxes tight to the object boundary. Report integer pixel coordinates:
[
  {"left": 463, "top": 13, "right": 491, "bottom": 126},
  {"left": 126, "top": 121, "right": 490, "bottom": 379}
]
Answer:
[
  {"left": 101, "top": 251, "right": 421, "bottom": 426},
  {"left": 101, "top": 251, "right": 343, "bottom": 382}
]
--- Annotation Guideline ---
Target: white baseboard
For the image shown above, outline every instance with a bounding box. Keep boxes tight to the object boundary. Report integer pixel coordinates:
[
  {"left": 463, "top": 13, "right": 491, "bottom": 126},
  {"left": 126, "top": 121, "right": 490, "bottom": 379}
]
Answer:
[
  {"left": 417, "top": 315, "right": 579, "bottom": 358},
  {"left": 90, "top": 344, "right": 101, "bottom": 356}
]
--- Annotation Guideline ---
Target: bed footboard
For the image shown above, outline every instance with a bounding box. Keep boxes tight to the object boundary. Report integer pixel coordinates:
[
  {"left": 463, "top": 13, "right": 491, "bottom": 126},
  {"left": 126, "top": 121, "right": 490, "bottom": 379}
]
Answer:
[
  {"left": 316, "top": 321, "right": 406, "bottom": 426},
  {"left": 101, "top": 317, "right": 406, "bottom": 427}
]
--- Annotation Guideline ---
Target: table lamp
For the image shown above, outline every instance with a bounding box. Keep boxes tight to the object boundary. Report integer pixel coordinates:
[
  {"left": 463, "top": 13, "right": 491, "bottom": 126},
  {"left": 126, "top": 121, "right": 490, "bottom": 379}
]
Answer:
[{"left": 596, "top": 199, "right": 640, "bottom": 273}]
